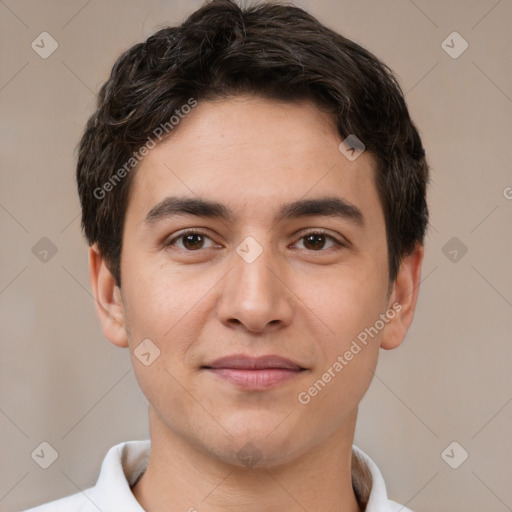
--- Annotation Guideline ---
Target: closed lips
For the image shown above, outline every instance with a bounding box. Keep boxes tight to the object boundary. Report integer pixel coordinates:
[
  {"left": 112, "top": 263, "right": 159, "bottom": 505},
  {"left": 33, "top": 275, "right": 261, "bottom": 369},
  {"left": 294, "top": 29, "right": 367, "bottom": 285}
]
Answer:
[{"left": 203, "top": 355, "right": 306, "bottom": 371}]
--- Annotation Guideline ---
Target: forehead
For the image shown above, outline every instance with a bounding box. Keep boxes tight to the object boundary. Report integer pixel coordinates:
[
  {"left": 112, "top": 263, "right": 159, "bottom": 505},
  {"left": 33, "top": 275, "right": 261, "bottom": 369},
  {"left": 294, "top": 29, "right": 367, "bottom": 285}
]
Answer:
[{"left": 126, "top": 95, "right": 381, "bottom": 223}]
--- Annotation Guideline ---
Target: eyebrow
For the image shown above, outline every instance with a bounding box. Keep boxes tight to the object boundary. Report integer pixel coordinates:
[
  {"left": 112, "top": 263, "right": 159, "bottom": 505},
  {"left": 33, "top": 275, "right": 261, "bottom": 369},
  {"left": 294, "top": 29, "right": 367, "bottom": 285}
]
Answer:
[{"left": 143, "top": 196, "right": 364, "bottom": 227}]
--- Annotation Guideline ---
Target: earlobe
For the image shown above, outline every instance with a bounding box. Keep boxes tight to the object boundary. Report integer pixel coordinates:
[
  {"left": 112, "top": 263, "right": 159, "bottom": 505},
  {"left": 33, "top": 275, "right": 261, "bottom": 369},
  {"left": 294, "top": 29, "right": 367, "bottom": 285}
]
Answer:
[
  {"left": 88, "top": 244, "right": 129, "bottom": 348},
  {"left": 380, "top": 243, "right": 424, "bottom": 350}
]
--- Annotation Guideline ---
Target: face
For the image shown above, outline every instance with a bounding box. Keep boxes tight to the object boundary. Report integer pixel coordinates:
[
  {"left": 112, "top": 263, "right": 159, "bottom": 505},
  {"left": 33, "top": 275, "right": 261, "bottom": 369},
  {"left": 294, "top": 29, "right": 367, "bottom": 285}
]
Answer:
[{"left": 92, "top": 95, "right": 421, "bottom": 468}]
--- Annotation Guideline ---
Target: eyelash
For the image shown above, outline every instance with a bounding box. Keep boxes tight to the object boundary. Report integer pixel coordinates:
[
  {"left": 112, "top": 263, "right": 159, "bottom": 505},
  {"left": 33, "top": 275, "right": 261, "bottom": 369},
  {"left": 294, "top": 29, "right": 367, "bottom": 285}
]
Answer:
[
  {"left": 166, "top": 229, "right": 346, "bottom": 251},
  {"left": 292, "top": 229, "right": 346, "bottom": 251}
]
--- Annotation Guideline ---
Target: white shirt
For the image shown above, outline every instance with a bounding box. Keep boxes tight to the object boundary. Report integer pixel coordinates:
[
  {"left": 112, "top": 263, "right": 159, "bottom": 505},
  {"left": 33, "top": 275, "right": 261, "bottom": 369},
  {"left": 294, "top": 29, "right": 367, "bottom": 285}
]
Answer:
[{"left": 24, "top": 440, "right": 413, "bottom": 512}]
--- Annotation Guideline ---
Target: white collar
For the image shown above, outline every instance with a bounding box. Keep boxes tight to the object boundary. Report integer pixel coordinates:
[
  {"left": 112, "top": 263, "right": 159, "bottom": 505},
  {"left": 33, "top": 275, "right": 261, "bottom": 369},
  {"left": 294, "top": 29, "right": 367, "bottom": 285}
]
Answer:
[{"left": 26, "top": 440, "right": 412, "bottom": 511}]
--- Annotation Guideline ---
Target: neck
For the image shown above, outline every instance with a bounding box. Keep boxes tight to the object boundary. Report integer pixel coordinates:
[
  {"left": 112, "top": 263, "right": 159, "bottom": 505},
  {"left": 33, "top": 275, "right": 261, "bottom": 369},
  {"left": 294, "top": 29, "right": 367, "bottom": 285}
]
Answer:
[{"left": 133, "top": 407, "right": 362, "bottom": 512}]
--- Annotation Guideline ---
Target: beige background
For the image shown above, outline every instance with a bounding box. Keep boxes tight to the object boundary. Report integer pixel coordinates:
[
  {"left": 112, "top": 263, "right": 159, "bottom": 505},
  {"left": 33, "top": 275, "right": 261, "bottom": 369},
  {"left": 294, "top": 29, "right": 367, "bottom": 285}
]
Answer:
[{"left": 1, "top": 0, "right": 511, "bottom": 510}]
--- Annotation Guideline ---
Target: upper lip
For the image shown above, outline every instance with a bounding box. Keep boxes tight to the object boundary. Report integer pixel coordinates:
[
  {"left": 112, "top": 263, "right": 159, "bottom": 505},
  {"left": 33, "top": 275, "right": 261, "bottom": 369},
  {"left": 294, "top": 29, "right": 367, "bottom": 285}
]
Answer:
[{"left": 203, "top": 354, "right": 305, "bottom": 371}]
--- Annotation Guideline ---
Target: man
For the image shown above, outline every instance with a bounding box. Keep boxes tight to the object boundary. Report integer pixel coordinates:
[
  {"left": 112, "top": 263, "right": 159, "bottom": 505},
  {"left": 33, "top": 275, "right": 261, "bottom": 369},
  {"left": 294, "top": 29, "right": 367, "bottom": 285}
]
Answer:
[{"left": 26, "top": 0, "right": 429, "bottom": 510}]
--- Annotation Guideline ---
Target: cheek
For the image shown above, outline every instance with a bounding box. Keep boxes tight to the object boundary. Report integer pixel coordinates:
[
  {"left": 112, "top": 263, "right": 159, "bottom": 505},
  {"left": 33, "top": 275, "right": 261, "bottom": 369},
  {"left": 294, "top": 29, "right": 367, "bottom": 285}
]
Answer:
[
  {"left": 122, "top": 252, "right": 190, "bottom": 337},
  {"left": 294, "top": 259, "right": 387, "bottom": 411},
  {"left": 121, "top": 271, "right": 200, "bottom": 421},
  {"left": 300, "top": 262, "right": 387, "bottom": 342},
  {"left": 294, "top": 333, "right": 379, "bottom": 449},
  {"left": 121, "top": 259, "right": 215, "bottom": 384}
]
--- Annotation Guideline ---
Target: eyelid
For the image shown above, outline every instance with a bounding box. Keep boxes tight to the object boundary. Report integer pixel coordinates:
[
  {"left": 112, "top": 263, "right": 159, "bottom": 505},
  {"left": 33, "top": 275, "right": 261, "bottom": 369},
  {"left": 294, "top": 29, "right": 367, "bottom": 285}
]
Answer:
[
  {"left": 164, "top": 227, "right": 349, "bottom": 251},
  {"left": 165, "top": 228, "right": 220, "bottom": 248},
  {"left": 292, "top": 228, "right": 349, "bottom": 248}
]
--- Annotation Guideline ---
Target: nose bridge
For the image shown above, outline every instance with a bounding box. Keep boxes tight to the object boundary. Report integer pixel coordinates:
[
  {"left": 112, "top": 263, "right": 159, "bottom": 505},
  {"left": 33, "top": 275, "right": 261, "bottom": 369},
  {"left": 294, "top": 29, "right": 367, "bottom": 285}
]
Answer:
[
  {"left": 236, "top": 245, "right": 275, "bottom": 295},
  {"left": 218, "top": 235, "right": 292, "bottom": 332},
  {"left": 234, "top": 237, "right": 279, "bottom": 303}
]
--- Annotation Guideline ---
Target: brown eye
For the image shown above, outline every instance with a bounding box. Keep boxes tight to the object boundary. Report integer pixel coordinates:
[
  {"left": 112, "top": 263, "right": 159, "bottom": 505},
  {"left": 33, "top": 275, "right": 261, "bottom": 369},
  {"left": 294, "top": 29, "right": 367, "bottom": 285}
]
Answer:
[
  {"left": 181, "top": 233, "right": 205, "bottom": 250},
  {"left": 167, "top": 231, "right": 217, "bottom": 251},
  {"left": 296, "top": 231, "right": 343, "bottom": 251},
  {"left": 303, "top": 233, "right": 327, "bottom": 250}
]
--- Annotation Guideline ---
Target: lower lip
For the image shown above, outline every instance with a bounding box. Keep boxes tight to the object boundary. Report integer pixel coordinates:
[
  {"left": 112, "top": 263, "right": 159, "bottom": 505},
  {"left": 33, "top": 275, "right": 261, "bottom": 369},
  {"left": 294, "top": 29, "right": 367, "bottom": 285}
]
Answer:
[{"left": 206, "top": 368, "right": 304, "bottom": 390}]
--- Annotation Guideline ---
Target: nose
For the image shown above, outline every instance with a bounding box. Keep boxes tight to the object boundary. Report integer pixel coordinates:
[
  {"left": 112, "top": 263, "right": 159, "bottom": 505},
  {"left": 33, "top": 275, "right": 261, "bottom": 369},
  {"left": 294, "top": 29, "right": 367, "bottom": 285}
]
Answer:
[{"left": 216, "top": 244, "right": 294, "bottom": 334}]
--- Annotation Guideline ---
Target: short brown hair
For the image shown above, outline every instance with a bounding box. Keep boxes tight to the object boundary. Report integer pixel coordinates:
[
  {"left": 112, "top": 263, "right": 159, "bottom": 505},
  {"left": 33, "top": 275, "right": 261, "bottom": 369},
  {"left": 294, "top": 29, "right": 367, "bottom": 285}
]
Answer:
[{"left": 77, "top": 0, "right": 429, "bottom": 287}]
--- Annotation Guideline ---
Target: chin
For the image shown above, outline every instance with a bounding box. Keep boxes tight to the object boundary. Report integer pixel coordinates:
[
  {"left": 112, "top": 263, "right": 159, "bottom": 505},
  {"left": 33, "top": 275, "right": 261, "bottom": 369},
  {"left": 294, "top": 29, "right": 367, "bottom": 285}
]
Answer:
[
  {"left": 206, "top": 440, "right": 299, "bottom": 469},
  {"left": 200, "top": 423, "right": 309, "bottom": 470}
]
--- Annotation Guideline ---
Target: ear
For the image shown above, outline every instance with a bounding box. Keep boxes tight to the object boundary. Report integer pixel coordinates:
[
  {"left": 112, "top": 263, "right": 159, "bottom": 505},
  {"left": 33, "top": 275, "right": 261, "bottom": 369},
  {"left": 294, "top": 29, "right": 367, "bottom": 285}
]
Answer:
[
  {"left": 380, "top": 243, "right": 424, "bottom": 350},
  {"left": 88, "top": 244, "right": 128, "bottom": 348}
]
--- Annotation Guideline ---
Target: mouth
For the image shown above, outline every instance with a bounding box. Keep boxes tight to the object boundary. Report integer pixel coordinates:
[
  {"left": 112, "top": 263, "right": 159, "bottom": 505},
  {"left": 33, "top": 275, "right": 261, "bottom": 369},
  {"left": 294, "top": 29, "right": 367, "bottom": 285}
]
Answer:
[{"left": 202, "top": 354, "right": 308, "bottom": 391}]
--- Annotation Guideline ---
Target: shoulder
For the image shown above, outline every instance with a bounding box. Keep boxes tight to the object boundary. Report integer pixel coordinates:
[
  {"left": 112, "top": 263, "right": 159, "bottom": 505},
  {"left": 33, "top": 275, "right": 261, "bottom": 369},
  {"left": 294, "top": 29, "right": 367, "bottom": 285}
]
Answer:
[
  {"left": 22, "top": 489, "right": 96, "bottom": 512},
  {"left": 22, "top": 440, "right": 150, "bottom": 512},
  {"left": 352, "top": 445, "right": 415, "bottom": 512},
  {"left": 388, "top": 500, "right": 414, "bottom": 512}
]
